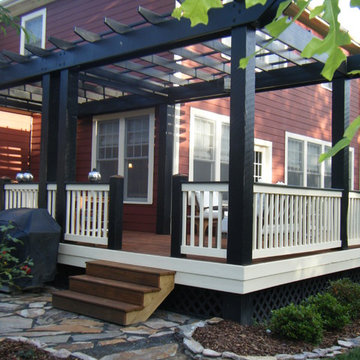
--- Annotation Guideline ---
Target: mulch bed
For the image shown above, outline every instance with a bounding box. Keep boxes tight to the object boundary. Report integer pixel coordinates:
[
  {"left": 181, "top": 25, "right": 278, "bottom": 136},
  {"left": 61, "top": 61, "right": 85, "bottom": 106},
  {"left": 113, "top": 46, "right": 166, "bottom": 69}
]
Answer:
[
  {"left": 0, "top": 339, "right": 80, "bottom": 360},
  {"left": 193, "top": 318, "right": 360, "bottom": 356}
]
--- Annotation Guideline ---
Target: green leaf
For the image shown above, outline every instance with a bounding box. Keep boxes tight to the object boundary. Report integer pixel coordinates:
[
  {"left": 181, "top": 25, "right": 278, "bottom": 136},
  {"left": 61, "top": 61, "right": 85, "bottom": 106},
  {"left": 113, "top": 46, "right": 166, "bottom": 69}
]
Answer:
[
  {"left": 350, "top": 0, "right": 360, "bottom": 8},
  {"left": 171, "top": 0, "right": 223, "bottom": 27},
  {"left": 239, "top": 56, "right": 250, "bottom": 69},
  {"left": 309, "top": 5, "right": 325, "bottom": 18},
  {"left": 319, "top": 116, "right": 360, "bottom": 162},
  {"left": 266, "top": 17, "right": 289, "bottom": 38},
  {"left": 245, "top": 0, "right": 267, "bottom": 8},
  {"left": 348, "top": 70, "right": 360, "bottom": 75},
  {"left": 171, "top": 7, "right": 182, "bottom": 20},
  {"left": 319, "top": 138, "right": 350, "bottom": 162},
  {"left": 344, "top": 115, "right": 360, "bottom": 139},
  {"left": 321, "top": 47, "right": 346, "bottom": 80}
]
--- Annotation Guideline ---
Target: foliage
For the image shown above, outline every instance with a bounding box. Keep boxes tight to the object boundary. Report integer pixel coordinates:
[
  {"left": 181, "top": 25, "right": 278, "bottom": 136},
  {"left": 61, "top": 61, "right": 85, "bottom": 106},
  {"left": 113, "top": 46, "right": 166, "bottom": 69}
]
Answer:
[
  {"left": 302, "top": 292, "right": 350, "bottom": 330},
  {"left": 172, "top": 0, "right": 222, "bottom": 27},
  {"left": 269, "top": 303, "right": 323, "bottom": 344},
  {"left": 0, "top": 223, "right": 33, "bottom": 290},
  {"left": 0, "top": 5, "right": 22, "bottom": 37},
  {"left": 172, "top": 0, "right": 360, "bottom": 161},
  {"left": 319, "top": 115, "right": 360, "bottom": 162},
  {"left": 335, "top": 347, "right": 360, "bottom": 359},
  {"left": 328, "top": 278, "right": 360, "bottom": 319}
]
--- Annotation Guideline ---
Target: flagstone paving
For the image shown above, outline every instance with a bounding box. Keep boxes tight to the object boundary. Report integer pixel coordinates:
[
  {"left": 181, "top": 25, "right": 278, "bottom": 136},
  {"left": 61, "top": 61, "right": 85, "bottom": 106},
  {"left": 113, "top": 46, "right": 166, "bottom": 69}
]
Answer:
[{"left": 0, "top": 286, "right": 198, "bottom": 359}]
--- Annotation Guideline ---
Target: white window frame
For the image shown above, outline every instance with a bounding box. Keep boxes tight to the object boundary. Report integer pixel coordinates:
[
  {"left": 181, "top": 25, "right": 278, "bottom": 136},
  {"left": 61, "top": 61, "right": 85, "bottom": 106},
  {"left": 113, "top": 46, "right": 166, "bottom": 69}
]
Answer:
[
  {"left": 254, "top": 139, "right": 273, "bottom": 183},
  {"left": 20, "top": 8, "right": 47, "bottom": 55},
  {"left": 189, "top": 107, "right": 272, "bottom": 182},
  {"left": 91, "top": 109, "right": 155, "bottom": 204},
  {"left": 285, "top": 131, "right": 354, "bottom": 189}
]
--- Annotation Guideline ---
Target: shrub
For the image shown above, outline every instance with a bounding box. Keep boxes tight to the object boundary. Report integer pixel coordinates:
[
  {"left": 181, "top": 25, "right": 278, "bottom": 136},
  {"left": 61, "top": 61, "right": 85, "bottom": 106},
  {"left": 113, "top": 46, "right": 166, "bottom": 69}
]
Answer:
[
  {"left": 0, "top": 223, "right": 33, "bottom": 290},
  {"left": 269, "top": 303, "right": 323, "bottom": 344},
  {"left": 328, "top": 278, "right": 360, "bottom": 319},
  {"left": 303, "top": 292, "right": 350, "bottom": 331}
]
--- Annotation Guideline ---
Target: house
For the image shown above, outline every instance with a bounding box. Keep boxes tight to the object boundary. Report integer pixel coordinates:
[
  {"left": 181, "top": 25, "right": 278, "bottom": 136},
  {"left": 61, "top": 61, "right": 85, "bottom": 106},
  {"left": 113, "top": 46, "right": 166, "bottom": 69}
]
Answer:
[{"left": 0, "top": 0, "right": 359, "bottom": 324}]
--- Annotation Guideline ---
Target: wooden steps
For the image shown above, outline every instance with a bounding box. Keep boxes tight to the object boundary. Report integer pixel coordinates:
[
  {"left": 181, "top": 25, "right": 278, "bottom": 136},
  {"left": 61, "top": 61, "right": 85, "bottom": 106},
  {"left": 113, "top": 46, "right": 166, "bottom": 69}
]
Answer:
[{"left": 52, "top": 260, "right": 175, "bottom": 325}]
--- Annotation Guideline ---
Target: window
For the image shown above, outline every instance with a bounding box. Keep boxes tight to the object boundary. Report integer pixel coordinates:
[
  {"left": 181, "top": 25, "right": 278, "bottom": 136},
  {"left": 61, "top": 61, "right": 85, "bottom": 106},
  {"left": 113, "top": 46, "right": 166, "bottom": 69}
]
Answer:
[
  {"left": 254, "top": 140, "right": 273, "bottom": 183},
  {"left": 20, "top": 8, "right": 46, "bottom": 55},
  {"left": 92, "top": 109, "right": 154, "bottom": 203},
  {"left": 189, "top": 108, "right": 272, "bottom": 182},
  {"left": 285, "top": 132, "right": 354, "bottom": 189}
]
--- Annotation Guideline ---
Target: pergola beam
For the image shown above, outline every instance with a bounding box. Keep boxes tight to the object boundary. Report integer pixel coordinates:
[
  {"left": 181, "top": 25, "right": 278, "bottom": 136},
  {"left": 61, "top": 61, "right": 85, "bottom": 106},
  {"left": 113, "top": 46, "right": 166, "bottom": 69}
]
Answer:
[{"left": 0, "top": 0, "right": 282, "bottom": 89}]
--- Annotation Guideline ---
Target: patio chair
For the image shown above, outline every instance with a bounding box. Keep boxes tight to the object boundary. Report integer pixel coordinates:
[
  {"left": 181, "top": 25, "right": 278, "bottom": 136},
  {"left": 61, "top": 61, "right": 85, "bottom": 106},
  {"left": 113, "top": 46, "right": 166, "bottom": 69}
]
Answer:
[{"left": 194, "top": 191, "right": 228, "bottom": 235}]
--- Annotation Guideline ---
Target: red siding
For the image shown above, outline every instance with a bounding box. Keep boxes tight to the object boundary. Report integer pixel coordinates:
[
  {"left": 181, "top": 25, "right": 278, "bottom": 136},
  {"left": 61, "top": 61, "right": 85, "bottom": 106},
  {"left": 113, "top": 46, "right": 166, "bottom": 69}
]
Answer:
[
  {"left": 0, "top": 127, "right": 30, "bottom": 179},
  {"left": 0, "top": 0, "right": 174, "bottom": 52},
  {"left": 29, "top": 113, "right": 41, "bottom": 180},
  {"left": 177, "top": 80, "right": 360, "bottom": 189}
]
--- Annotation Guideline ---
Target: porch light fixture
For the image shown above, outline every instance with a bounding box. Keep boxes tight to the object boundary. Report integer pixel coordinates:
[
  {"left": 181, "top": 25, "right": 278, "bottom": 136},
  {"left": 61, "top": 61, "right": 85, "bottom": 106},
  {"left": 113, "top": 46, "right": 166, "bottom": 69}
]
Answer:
[
  {"left": 88, "top": 168, "right": 101, "bottom": 183},
  {"left": 128, "top": 163, "right": 133, "bottom": 169},
  {"left": 16, "top": 171, "right": 34, "bottom": 183}
]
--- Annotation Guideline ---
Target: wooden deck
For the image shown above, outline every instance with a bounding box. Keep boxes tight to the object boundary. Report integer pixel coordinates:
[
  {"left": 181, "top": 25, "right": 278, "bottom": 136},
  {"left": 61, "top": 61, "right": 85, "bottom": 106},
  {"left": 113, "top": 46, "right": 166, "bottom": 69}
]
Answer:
[
  {"left": 121, "top": 231, "right": 171, "bottom": 257},
  {"left": 63, "top": 230, "right": 355, "bottom": 264}
]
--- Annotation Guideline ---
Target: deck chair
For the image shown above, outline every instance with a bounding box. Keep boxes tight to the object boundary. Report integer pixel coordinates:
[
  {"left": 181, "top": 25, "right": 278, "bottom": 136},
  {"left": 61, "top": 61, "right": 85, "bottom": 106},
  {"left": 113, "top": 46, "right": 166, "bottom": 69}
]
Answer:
[{"left": 194, "top": 191, "right": 228, "bottom": 235}]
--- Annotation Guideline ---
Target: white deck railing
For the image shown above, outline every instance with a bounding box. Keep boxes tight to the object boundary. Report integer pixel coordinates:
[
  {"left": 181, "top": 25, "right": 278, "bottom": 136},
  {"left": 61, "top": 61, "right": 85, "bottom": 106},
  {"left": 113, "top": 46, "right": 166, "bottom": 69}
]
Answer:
[
  {"left": 181, "top": 182, "right": 343, "bottom": 259},
  {"left": 47, "top": 184, "right": 57, "bottom": 218},
  {"left": 64, "top": 184, "right": 109, "bottom": 246},
  {"left": 253, "top": 185, "right": 342, "bottom": 258},
  {"left": 4, "top": 183, "right": 57, "bottom": 218},
  {"left": 181, "top": 183, "right": 228, "bottom": 259},
  {"left": 4, "top": 183, "right": 39, "bottom": 209},
  {"left": 348, "top": 191, "right": 360, "bottom": 246}
]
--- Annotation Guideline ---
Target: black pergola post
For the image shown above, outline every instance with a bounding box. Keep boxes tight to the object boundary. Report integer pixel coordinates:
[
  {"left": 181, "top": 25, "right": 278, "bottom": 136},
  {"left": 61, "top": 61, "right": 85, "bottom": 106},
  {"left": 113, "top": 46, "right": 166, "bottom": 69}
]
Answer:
[
  {"left": 108, "top": 175, "right": 124, "bottom": 250},
  {"left": 226, "top": 25, "right": 256, "bottom": 265},
  {"left": 55, "top": 69, "right": 79, "bottom": 231},
  {"left": 332, "top": 77, "right": 350, "bottom": 249},
  {"left": 38, "top": 72, "right": 60, "bottom": 209},
  {"left": 156, "top": 104, "right": 175, "bottom": 235}
]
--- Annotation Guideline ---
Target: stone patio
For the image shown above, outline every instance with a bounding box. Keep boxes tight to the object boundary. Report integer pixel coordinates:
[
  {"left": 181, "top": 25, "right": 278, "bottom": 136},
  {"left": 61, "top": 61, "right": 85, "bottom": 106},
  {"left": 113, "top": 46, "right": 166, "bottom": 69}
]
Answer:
[{"left": 0, "top": 286, "right": 198, "bottom": 359}]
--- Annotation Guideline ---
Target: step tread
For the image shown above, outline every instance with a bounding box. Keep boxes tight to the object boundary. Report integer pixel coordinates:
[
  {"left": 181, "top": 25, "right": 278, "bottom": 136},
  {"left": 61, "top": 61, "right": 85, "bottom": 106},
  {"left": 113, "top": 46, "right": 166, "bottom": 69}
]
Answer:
[
  {"left": 70, "top": 274, "right": 160, "bottom": 293},
  {"left": 53, "top": 290, "right": 143, "bottom": 312},
  {"left": 87, "top": 260, "right": 175, "bottom": 276}
]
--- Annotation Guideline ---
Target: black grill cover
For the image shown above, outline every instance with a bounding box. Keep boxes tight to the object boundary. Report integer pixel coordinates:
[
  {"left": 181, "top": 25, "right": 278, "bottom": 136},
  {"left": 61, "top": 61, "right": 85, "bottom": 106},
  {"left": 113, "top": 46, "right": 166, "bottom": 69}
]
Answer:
[{"left": 0, "top": 208, "right": 61, "bottom": 289}]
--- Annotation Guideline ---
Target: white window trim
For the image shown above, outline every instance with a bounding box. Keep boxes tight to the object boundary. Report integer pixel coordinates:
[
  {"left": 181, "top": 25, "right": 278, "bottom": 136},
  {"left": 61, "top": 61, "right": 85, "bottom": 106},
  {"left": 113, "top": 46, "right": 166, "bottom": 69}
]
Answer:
[
  {"left": 189, "top": 107, "right": 272, "bottom": 182},
  {"left": 20, "top": 8, "right": 46, "bottom": 55},
  {"left": 255, "top": 139, "right": 273, "bottom": 183},
  {"left": 285, "top": 131, "right": 354, "bottom": 189},
  {"left": 349, "top": 147, "right": 355, "bottom": 191},
  {"left": 189, "top": 107, "right": 228, "bottom": 181},
  {"left": 92, "top": 108, "right": 155, "bottom": 205}
]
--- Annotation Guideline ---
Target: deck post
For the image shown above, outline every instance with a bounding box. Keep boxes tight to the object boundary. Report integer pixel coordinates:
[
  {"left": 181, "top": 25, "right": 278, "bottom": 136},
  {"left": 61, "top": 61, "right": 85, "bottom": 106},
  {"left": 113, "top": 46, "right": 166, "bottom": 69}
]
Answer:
[
  {"left": 0, "top": 177, "right": 10, "bottom": 211},
  {"left": 39, "top": 73, "right": 60, "bottom": 209},
  {"left": 108, "top": 175, "right": 124, "bottom": 250},
  {"left": 156, "top": 104, "right": 175, "bottom": 235},
  {"left": 222, "top": 293, "right": 253, "bottom": 325},
  {"left": 55, "top": 69, "right": 78, "bottom": 232},
  {"left": 227, "top": 25, "right": 256, "bottom": 265},
  {"left": 332, "top": 78, "right": 350, "bottom": 249},
  {"left": 171, "top": 174, "right": 187, "bottom": 257}
]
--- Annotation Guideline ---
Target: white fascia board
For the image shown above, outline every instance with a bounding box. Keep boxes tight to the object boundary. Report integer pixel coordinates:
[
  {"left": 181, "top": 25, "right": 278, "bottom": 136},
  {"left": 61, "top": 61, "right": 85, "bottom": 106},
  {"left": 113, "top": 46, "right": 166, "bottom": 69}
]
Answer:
[{"left": 58, "top": 243, "right": 360, "bottom": 295}]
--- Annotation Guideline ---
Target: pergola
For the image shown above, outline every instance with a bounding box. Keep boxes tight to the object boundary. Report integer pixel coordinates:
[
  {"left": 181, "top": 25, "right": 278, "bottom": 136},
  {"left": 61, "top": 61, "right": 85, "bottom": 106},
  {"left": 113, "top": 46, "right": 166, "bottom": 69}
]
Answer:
[{"left": 0, "top": 0, "right": 359, "bottom": 266}]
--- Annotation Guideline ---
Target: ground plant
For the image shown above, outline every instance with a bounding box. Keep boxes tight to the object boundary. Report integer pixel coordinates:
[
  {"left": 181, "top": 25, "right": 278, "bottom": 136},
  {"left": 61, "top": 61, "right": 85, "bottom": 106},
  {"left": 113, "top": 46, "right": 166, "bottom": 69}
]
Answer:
[
  {"left": 328, "top": 278, "right": 360, "bottom": 319},
  {"left": 335, "top": 347, "right": 360, "bottom": 359},
  {"left": 0, "top": 223, "right": 33, "bottom": 290},
  {"left": 303, "top": 292, "right": 351, "bottom": 331},
  {"left": 269, "top": 303, "right": 324, "bottom": 344},
  {"left": 269, "top": 279, "right": 360, "bottom": 344}
]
